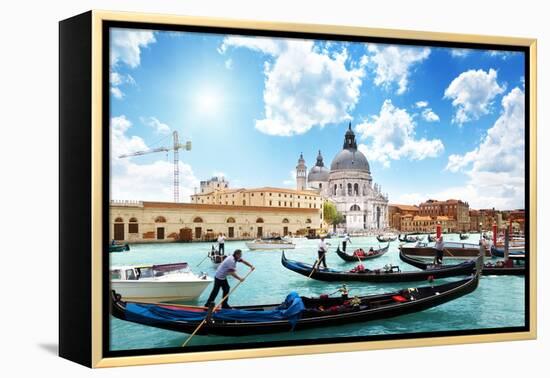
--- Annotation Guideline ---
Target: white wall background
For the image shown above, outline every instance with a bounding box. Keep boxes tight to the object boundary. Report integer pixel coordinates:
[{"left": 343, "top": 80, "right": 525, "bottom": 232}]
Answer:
[{"left": 0, "top": 0, "right": 546, "bottom": 376}]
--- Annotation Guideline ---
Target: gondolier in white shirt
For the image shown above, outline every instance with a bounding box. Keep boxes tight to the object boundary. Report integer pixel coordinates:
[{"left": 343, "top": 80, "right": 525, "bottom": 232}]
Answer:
[
  {"left": 316, "top": 236, "right": 330, "bottom": 269},
  {"left": 204, "top": 249, "right": 254, "bottom": 309},
  {"left": 342, "top": 234, "right": 352, "bottom": 252},
  {"left": 434, "top": 236, "right": 445, "bottom": 265},
  {"left": 217, "top": 233, "right": 226, "bottom": 255}
]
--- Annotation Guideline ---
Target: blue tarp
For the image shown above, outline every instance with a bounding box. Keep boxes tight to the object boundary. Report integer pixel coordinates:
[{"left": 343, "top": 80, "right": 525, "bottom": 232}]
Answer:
[{"left": 125, "top": 291, "right": 306, "bottom": 329}]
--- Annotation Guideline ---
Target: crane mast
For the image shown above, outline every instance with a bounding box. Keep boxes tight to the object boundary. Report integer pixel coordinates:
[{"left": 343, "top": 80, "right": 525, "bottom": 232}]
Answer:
[{"left": 118, "top": 130, "right": 192, "bottom": 202}]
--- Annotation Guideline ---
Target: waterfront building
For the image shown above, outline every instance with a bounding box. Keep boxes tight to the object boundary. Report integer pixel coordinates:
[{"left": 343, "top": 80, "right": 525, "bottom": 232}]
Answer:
[
  {"left": 388, "top": 204, "right": 420, "bottom": 230},
  {"left": 110, "top": 200, "right": 321, "bottom": 243},
  {"left": 418, "top": 199, "right": 470, "bottom": 231},
  {"left": 297, "top": 123, "right": 389, "bottom": 232},
  {"left": 198, "top": 176, "right": 229, "bottom": 194}
]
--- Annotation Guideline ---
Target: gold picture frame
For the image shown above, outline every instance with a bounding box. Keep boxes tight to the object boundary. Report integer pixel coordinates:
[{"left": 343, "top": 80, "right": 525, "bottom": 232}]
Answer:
[{"left": 59, "top": 9, "right": 537, "bottom": 368}]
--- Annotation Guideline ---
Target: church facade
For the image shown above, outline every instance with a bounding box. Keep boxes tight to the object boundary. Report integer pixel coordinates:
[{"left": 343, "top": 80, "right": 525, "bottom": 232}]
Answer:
[{"left": 298, "top": 123, "right": 389, "bottom": 232}]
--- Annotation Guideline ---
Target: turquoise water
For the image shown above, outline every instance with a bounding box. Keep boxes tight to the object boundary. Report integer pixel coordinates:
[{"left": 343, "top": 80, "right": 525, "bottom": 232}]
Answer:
[{"left": 109, "top": 234, "right": 525, "bottom": 351}]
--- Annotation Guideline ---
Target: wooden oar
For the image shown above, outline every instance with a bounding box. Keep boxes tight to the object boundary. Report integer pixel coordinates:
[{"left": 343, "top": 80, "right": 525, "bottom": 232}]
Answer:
[
  {"left": 196, "top": 253, "right": 210, "bottom": 267},
  {"left": 181, "top": 268, "right": 255, "bottom": 347},
  {"left": 443, "top": 248, "right": 456, "bottom": 257},
  {"left": 308, "top": 253, "right": 325, "bottom": 278}
]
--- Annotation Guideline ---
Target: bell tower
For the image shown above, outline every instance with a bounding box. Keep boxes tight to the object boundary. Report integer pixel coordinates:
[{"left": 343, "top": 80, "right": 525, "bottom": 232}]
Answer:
[{"left": 296, "top": 153, "right": 307, "bottom": 190}]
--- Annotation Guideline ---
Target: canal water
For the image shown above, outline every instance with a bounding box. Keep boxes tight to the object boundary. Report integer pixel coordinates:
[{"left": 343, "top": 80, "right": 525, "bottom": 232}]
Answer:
[{"left": 109, "top": 233, "right": 525, "bottom": 351}]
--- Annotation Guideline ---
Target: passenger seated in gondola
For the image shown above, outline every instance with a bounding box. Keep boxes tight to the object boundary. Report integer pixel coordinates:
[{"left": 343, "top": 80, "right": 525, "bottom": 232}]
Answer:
[
  {"left": 353, "top": 248, "right": 365, "bottom": 257},
  {"left": 366, "top": 247, "right": 375, "bottom": 256},
  {"left": 350, "top": 264, "right": 368, "bottom": 273},
  {"left": 337, "top": 284, "right": 349, "bottom": 299}
]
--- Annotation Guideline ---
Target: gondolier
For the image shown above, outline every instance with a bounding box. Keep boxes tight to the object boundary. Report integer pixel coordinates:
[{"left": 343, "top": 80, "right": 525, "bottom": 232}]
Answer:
[
  {"left": 217, "top": 233, "right": 226, "bottom": 255},
  {"left": 342, "top": 234, "right": 352, "bottom": 252},
  {"left": 316, "top": 237, "right": 330, "bottom": 269},
  {"left": 434, "top": 236, "right": 444, "bottom": 265},
  {"left": 205, "top": 249, "right": 254, "bottom": 309}
]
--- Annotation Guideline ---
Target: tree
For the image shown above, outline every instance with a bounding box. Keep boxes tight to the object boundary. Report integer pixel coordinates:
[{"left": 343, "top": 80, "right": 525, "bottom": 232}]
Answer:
[{"left": 323, "top": 201, "right": 345, "bottom": 232}]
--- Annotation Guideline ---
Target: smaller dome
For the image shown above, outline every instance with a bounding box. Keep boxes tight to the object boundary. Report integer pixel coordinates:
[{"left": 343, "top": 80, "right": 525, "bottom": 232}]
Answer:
[{"left": 308, "top": 150, "right": 330, "bottom": 182}]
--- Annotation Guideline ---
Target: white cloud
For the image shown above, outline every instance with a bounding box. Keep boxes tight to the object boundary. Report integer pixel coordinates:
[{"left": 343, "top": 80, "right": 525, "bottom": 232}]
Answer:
[
  {"left": 110, "top": 116, "right": 199, "bottom": 202},
  {"left": 443, "top": 87, "right": 525, "bottom": 209},
  {"left": 224, "top": 58, "right": 233, "bottom": 70},
  {"left": 356, "top": 100, "right": 444, "bottom": 167},
  {"left": 415, "top": 101, "right": 428, "bottom": 108},
  {"left": 220, "top": 37, "right": 366, "bottom": 136},
  {"left": 110, "top": 72, "right": 136, "bottom": 99},
  {"left": 450, "top": 48, "right": 471, "bottom": 58},
  {"left": 141, "top": 116, "right": 171, "bottom": 135},
  {"left": 367, "top": 45, "right": 430, "bottom": 95},
  {"left": 110, "top": 29, "right": 156, "bottom": 68},
  {"left": 421, "top": 108, "right": 440, "bottom": 122},
  {"left": 444, "top": 68, "right": 506, "bottom": 125},
  {"left": 486, "top": 50, "right": 517, "bottom": 60},
  {"left": 110, "top": 87, "right": 124, "bottom": 99},
  {"left": 283, "top": 169, "right": 297, "bottom": 186}
]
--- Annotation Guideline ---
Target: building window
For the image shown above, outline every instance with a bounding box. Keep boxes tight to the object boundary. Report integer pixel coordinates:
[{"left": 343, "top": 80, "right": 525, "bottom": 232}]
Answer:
[
  {"left": 155, "top": 216, "right": 167, "bottom": 223},
  {"left": 282, "top": 218, "right": 290, "bottom": 223},
  {"left": 347, "top": 183, "right": 352, "bottom": 196},
  {"left": 227, "top": 217, "right": 236, "bottom": 223},
  {"left": 193, "top": 217, "right": 203, "bottom": 223},
  {"left": 350, "top": 204, "right": 361, "bottom": 211},
  {"left": 114, "top": 217, "right": 124, "bottom": 223},
  {"left": 269, "top": 200, "right": 272, "bottom": 206},
  {"left": 353, "top": 183, "right": 359, "bottom": 196},
  {"left": 129, "top": 217, "right": 138, "bottom": 233},
  {"left": 305, "top": 218, "right": 312, "bottom": 224},
  {"left": 256, "top": 217, "right": 264, "bottom": 223},
  {"left": 243, "top": 200, "right": 246, "bottom": 205}
]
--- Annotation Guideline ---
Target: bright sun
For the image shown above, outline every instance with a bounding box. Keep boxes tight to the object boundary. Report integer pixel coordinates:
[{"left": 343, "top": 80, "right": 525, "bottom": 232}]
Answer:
[{"left": 197, "top": 90, "right": 220, "bottom": 114}]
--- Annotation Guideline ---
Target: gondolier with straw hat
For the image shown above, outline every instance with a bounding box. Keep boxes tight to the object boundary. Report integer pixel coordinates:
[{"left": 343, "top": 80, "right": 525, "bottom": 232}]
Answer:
[{"left": 204, "top": 249, "right": 254, "bottom": 309}]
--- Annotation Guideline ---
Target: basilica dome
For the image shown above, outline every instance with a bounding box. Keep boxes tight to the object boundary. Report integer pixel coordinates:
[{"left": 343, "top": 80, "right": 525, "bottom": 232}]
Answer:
[
  {"left": 308, "top": 150, "right": 330, "bottom": 182},
  {"left": 330, "top": 123, "right": 371, "bottom": 173}
]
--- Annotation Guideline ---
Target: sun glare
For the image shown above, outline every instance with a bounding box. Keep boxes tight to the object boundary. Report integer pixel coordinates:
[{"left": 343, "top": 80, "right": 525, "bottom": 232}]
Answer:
[{"left": 197, "top": 90, "right": 220, "bottom": 114}]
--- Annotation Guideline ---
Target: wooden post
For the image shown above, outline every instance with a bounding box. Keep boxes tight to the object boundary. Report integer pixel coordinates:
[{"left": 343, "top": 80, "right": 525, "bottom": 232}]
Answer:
[
  {"left": 492, "top": 223, "right": 498, "bottom": 246},
  {"left": 436, "top": 223, "right": 442, "bottom": 238},
  {"left": 504, "top": 228, "right": 510, "bottom": 262}
]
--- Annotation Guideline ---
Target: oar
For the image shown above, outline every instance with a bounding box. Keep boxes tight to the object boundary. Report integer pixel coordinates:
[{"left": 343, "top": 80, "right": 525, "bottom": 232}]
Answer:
[
  {"left": 443, "top": 248, "right": 456, "bottom": 258},
  {"left": 308, "top": 254, "right": 324, "bottom": 278},
  {"left": 181, "top": 268, "right": 255, "bottom": 347},
  {"left": 196, "top": 253, "right": 210, "bottom": 267}
]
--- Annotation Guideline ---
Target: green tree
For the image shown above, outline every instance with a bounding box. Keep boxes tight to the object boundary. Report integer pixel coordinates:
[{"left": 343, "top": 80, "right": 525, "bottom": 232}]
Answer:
[{"left": 323, "top": 201, "right": 345, "bottom": 232}]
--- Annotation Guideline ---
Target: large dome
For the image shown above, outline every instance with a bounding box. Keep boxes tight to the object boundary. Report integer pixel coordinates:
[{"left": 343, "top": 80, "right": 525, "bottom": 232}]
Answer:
[
  {"left": 330, "top": 123, "right": 371, "bottom": 173},
  {"left": 308, "top": 150, "right": 330, "bottom": 182}
]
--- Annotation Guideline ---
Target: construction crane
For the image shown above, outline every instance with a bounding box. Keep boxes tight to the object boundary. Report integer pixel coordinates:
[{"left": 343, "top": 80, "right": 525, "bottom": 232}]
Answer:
[{"left": 118, "top": 131, "right": 192, "bottom": 202}]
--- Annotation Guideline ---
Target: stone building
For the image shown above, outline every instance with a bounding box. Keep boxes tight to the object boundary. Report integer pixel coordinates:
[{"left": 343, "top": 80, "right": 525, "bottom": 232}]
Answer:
[
  {"left": 110, "top": 200, "right": 321, "bottom": 243},
  {"left": 418, "top": 199, "right": 470, "bottom": 231},
  {"left": 388, "top": 204, "right": 420, "bottom": 230}
]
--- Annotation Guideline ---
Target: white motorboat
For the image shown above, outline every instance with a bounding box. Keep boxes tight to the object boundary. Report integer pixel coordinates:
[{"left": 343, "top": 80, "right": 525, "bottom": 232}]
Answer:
[
  {"left": 245, "top": 237, "right": 295, "bottom": 250},
  {"left": 110, "top": 262, "right": 213, "bottom": 301}
]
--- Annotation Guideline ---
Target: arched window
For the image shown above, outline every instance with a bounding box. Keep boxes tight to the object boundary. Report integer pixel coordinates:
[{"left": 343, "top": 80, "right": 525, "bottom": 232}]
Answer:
[
  {"left": 305, "top": 218, "right": 312, "bottom": 224},
  {"left": 350, "top": 204, "right": 361, "bottom": 211},
  {"left": 333, "top": 184, "right": 337, "bottom": 195},
  {"left": 114, "top": 217, "right": 124, "bottom": 223},
  {"left": 347, "top": 183, "right": 352, "bottom": 196},
  {"left": 154, "top": 216, "right": 166, "bottom": 223},
  {"left": 226, "top": 217, "right": 236, "bottom": 223},
  {"left": 363, "top": 184, "right": 367, "bottom": 196},
  {"left": 354, "top": 183, "right": 359, "bottom": 196},
  {"left": 129, "top": 218, "right": 138, "bottom": 233},
  {"left": 256, "top": 217, "right": 264, "bottom": 223},
  {"left": 193, "top": 217, "right": 203, "bottom": 223},
  {"left": 282, "top": 218, "right": 290, "bottom": 224}
]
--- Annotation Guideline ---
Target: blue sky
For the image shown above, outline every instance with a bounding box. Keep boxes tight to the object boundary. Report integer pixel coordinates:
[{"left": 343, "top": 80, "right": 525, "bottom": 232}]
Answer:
[{"left": 110, "top": 28, "right": 526, "bottom": 210}]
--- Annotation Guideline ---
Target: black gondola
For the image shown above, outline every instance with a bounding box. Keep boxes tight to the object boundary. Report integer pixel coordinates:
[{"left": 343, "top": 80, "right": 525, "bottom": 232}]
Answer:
[
  {"left": 110, "top": 269, "right": 480, "bottom": 336},
  {"left": 336, "top": 244, "right": 390, "bottom": 262},
  {"left": 427, "top": 234, "right": 436, "bottom": 242},
  {"left": 109, "top": 243, "right": 130, "bottom": 253},
  {"left": 398, "top": 234, "right": 421, "bottom": 243},
  {"left": 399, "top": 248, "right": 525, "bottom": 276},
  {"left": 282, "top": 251, "right": 476, "bottom": 283},
  {"left": 459, "top": 233, "right": 469, "bottom": 240},
  {"left": 208, "top": 246, "right": 226, "bottom": 264},
  {"left": 376, "top": 235, "right": 397, "bottom": 243}
]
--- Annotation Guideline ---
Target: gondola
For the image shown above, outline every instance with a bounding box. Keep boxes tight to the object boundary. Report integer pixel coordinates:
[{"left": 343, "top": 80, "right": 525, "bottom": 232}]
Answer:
[
  {"left": 398, "top": 248, "right": 524, "bottom": 276},
  {"left": 427, "top": 234, "right": 436, "bottom": 243},
  {"left": 490, "top": 245, "right": 525, "bottom": 260},
  {"left": 208, "top": 246, "right": 227, "bottom": 264},
  {"left": 336, "top": 244, "right": 390, "bottom": 262},
  {"left": 110, "top": 269, "right": 480, "bottom": 336},
  {"left": 109, "top": 243, "right": 130, "bottom": 253},
  {"left": 281, "top": 251, "right": 476, "bottom": 283},
  {"left": 459, "top": 233, "right": 469, "bottom": 240},
  {"left": 376, "top": 235, "right": 397, "bottom": 243},
  {"left": 398, "top": 234, "right": 420, "bottom": 243}
]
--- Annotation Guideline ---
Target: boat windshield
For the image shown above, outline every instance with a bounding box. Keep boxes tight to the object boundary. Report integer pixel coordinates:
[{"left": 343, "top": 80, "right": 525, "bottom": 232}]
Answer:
[
  {"left": 110, "top": 269, "right": 121, "bottom": 280},
  {"left": 137, "top": 267, "right": 154, "bottom": 279}
]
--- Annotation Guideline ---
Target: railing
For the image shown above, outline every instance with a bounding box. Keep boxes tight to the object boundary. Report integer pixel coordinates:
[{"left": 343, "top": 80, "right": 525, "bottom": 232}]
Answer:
[{"left": 110, "top": 200, "right": 144, "bottom": 207}]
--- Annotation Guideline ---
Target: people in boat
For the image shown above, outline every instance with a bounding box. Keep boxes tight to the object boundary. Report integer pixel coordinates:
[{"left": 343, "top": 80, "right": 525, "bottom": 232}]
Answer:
[
  {"left": 342, "top": 234, "right": 352, "bottom": 252},
  {"left": 338, "top": 284, "right": 349, "bottom": 299},
  {"left": 204, "top": 249, "right": 255, "bottom": 309},
  {"left": 316, "top": 236, "right": 330, "bottom": 269},
  {"left": 367, "top": 247, "right": 375, "bottom": 256},
  {"left": 217, "top": 233, "right": 226, "bottom": 255},
  {"left": 111, "top": 238, "right": 117, "bottom": 246},
  {"left": 434, "top": 235, "right": 444, "bottom": 265}
]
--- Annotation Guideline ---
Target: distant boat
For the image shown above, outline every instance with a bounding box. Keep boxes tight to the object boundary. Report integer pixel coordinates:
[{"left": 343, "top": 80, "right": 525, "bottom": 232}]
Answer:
[
  {"left": 398, "top": 234, "right": 420, "bottom": 243},
  {"left": 246, "top": 238, "right": 295, "bottom": 250},
  {"left": 427, "top": 234, "right": 436, "bottom": 242},
  {"left": 490, "top": 245, "right": 525, "bottom": 260},
  {"left": 109, "top": 243, "right": 130, "bottom": 253},
  {"left": 110, "top": 262, "right": 213, "bottom": 302},
  {"left": 377, "top": 234, "right": 397, "bottom": 242},
  {"left": 459, "top": 233, "right": 469, "bottom": 240},
  {"left": 400, "top": 241, "right": 491, "bottom": 259},
  {"left": 336, "top": 244, "right": 390, "bottom": 262},
  {"left": 208, "top": 246, "right": 227, "bottom": 264}
]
